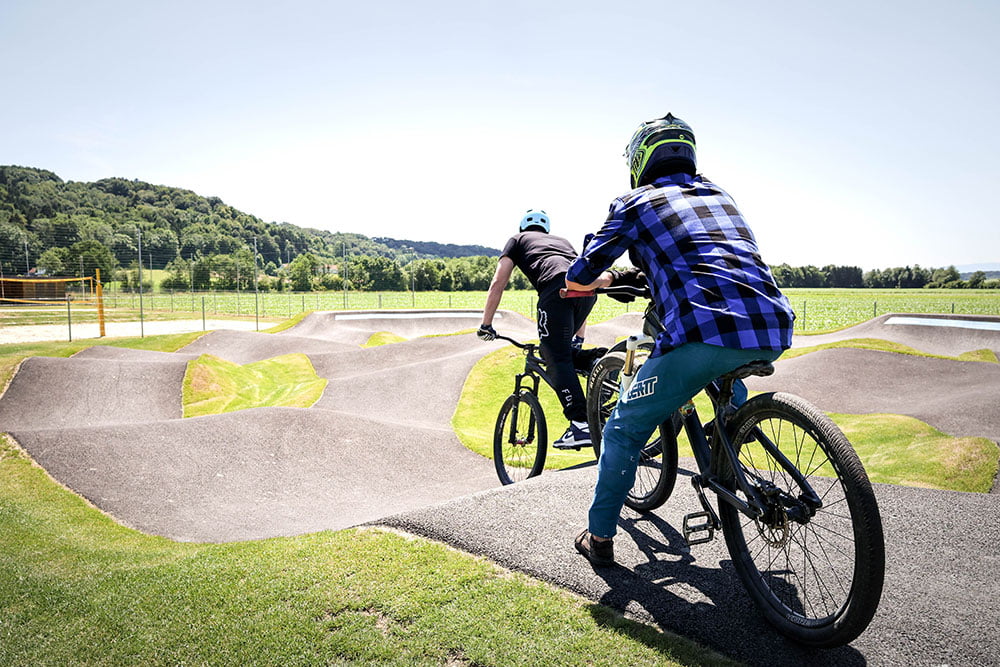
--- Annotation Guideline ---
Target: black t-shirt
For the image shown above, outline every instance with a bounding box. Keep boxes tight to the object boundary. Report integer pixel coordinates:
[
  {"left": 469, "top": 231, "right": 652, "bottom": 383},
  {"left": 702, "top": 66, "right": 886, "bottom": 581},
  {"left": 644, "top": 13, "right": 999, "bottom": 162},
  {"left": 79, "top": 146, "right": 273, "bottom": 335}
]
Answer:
[{"left": 501, "top": 231, "right": 579, "bottom": 294}]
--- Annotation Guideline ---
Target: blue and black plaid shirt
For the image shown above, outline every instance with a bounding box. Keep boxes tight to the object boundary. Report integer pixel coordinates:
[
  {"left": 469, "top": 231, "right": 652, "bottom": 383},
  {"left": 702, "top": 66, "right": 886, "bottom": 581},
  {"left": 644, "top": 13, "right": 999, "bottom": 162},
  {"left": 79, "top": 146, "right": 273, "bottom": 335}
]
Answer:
[{"left": 567, "top": 173, "right": 795, "bottom": 357}]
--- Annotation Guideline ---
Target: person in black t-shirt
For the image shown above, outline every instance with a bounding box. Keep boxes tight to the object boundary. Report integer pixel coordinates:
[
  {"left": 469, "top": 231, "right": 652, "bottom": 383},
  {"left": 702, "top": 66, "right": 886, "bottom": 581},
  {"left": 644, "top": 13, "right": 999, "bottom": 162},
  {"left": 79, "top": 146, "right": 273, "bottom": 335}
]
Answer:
[{"left": 478, "top": 209, "right": 600, "bottom": 449}]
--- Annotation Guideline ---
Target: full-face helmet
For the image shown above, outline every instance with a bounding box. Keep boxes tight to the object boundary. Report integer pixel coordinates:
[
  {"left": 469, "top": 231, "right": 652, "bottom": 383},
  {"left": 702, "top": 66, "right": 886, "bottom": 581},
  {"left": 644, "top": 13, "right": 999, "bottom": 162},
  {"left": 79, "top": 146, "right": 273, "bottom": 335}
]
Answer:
[{"left": 625, "top": 113, "right": 697, "bottom": 188}]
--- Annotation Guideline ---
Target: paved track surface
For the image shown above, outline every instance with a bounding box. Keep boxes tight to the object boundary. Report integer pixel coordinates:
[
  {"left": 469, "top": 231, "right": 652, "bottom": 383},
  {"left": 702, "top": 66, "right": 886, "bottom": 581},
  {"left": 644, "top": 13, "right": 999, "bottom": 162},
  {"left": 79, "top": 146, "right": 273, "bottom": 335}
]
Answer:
[
  {"left": 2, "top": 310, "right": 999, "bottom": 665},
  {"left": 381, "top": 466, "right": 1000, "bottom": 667}
]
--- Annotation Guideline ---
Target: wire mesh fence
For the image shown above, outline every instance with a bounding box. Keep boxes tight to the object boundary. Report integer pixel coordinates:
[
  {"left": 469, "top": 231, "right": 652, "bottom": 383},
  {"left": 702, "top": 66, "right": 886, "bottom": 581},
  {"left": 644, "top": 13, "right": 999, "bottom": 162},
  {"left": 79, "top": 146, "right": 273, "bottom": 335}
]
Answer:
[{"left": 2, "top": 286, "right": 998, "bottom": 342}]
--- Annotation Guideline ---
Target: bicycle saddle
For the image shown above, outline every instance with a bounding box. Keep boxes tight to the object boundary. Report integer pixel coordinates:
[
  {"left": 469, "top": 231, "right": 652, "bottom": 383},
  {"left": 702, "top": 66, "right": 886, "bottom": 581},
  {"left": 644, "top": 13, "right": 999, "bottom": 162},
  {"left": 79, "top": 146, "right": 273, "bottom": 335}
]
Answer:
[{"left": 722, "top": 360, "right": 775, "bottom": 380}]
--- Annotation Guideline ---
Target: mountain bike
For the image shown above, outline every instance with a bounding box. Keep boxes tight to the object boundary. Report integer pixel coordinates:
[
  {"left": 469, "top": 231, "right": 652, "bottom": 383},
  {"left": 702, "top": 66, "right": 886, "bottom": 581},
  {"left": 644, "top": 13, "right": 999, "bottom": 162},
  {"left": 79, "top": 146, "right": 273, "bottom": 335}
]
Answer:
[
  {"left": 490, "top": 334, "right": 602, "bottom": 485},
  {"left": 578, "top": 285, "right": 886, "bottom": 648}
]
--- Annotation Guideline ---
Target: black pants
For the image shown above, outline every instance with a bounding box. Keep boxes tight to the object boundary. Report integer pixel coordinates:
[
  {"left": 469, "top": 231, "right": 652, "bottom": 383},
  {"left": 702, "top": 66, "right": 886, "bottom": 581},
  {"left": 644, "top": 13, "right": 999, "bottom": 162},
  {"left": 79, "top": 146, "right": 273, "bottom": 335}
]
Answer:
[{"left": 536, "top": 286, "right": 596, "bottom": 423}]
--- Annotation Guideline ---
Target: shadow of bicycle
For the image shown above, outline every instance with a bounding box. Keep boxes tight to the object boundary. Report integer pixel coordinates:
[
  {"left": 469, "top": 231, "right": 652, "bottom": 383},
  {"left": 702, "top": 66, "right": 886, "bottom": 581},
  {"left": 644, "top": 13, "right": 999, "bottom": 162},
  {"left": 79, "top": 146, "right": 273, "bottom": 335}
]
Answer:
[{"left": 583, "top": 509, "right": 869, "bottom": 666}]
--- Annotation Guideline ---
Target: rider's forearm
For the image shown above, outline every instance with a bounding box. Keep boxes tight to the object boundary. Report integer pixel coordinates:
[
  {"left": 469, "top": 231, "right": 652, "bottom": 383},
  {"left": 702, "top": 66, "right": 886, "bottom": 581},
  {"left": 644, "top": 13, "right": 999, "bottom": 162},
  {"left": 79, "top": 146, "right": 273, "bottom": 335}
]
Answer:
[
  {"left": 482, "top": 280, "right": 505, "bottom": 326},
  {"left": 565, "top": 271, "right": 613, "bottom": 292}
]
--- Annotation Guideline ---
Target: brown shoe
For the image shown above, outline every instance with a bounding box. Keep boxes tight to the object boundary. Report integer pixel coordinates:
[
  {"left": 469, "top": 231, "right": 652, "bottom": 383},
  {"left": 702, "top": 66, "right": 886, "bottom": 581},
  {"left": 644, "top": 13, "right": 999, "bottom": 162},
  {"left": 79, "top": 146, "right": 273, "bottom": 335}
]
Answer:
[{"left": 575, "top": 529, "right": 614, "bottom": 566}]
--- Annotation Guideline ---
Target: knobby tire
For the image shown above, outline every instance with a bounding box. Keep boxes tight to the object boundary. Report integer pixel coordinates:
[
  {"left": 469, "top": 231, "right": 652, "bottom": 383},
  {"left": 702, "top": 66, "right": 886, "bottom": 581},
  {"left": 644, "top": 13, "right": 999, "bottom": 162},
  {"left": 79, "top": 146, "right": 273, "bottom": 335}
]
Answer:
[
  {"left": 719, "top": 392, "right": 885, "bottom": 648},
  {"left": 586, "top": 351, "right": 678, "bottom": 511},
  {"left": 493, "top": 390, "right": 547, "bottom": 484}
]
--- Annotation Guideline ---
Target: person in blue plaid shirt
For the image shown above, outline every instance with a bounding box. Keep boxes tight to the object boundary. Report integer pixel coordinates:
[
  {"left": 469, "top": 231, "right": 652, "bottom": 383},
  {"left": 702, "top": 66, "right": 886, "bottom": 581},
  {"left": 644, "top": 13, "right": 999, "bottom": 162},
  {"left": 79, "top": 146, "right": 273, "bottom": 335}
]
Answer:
[{"left": 567, "top": 113, "right": 795, "bottom": 566}]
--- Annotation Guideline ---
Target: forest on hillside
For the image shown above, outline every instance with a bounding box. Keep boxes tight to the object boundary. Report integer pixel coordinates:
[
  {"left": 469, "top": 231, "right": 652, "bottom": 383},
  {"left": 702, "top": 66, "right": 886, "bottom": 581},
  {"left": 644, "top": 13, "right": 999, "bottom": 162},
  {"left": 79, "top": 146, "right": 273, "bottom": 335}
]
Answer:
[
  {"left": 0, "top": 166, "right": 510, "bottom": 292},
  {"left": 1, "top": 165, "right": 995, "bottom": 292}
]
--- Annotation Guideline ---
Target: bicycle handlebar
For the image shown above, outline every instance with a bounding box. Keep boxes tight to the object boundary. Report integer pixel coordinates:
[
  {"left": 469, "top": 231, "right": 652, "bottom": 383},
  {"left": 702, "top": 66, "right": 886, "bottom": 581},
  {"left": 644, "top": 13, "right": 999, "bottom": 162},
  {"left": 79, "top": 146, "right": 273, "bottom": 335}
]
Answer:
[
  {"left": 493, "top": 333, "right": 534, "bottom": 350},
  {"left": 560, "top": 284, "right": 651, "bottom": 299}
]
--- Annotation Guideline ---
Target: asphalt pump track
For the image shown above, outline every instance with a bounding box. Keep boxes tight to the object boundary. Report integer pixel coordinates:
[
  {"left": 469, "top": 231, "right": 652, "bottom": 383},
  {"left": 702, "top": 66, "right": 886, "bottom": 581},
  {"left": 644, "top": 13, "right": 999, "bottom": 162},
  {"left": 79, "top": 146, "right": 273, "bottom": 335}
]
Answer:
[{"left": 2, "top": 310, "right": 999, "bottom": 666}]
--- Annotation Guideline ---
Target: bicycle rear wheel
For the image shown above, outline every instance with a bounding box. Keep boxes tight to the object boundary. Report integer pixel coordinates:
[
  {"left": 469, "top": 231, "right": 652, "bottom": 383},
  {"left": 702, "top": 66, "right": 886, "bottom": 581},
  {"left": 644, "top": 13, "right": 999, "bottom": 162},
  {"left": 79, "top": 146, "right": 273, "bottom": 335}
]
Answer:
[
  {"left": 493, "top": 390, "right": 547, "bottom": 485},
  {"left": 719, "top": 392, "right": 885, "bottom": 648},
  {"left": 586, "top": 351, "right": 678, "bottom": 511}
]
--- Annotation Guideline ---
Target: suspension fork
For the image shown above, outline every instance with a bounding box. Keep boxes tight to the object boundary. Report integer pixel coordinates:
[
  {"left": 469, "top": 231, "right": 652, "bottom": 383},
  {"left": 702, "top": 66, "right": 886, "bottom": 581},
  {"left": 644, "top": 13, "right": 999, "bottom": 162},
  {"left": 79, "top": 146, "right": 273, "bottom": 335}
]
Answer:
[{"left": 619, "top": 334, "right": 655, "bottom": 394}]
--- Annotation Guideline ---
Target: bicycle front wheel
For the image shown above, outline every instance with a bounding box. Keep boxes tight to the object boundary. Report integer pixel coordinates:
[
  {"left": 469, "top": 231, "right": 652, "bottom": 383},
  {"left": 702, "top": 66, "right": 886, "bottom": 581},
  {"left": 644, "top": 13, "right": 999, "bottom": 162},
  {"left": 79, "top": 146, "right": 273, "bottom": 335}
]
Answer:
[
  {"left": 493, "top": 390, "right": 547, "bottom": 485},
  {"left": 719, "top": 392, "right": 885, "bottom": 648},
  {"left": 586, "top": 351, "right": 678, "bottom": 511}
]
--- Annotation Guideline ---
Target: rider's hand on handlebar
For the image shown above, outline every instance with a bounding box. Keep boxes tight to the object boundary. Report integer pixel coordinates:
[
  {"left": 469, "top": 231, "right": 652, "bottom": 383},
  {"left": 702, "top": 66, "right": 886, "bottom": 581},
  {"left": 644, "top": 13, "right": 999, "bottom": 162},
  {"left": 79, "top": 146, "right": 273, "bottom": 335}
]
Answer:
[
  {"left": 608, "top": 267, "right": 646, "bottom": 288},
  {"left": 606, "top": 267, "right": 646, "bottom": 303},
  {"left": 477, "top": 324, "right": 497, "bottom": 341}
]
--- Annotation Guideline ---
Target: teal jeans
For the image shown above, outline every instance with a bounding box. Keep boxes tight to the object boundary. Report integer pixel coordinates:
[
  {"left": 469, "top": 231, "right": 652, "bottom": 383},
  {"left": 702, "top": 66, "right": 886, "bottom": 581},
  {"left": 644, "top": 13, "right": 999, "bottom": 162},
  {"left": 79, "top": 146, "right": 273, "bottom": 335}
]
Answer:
[{"left": 588, "top": 342, "right": 783, "bottom": 539}]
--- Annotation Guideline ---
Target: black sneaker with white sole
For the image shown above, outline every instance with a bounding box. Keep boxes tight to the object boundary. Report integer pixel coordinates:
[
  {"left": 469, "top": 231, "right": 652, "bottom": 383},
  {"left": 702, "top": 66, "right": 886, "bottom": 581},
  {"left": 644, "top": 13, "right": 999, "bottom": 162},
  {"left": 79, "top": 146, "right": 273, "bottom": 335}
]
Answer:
[{"left": 553, "top": 420, "right": 591, "bottom": 450}]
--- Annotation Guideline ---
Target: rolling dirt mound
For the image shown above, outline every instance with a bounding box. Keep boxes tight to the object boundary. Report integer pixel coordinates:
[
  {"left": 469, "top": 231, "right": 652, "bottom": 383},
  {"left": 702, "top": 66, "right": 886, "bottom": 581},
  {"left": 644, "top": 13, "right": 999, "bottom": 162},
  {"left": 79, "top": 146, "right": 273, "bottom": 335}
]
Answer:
[
  {"left": 179, "top": 329, "right": 357, "bottom": 364},
  {"left": 0, "top": 356, "right": 185, "bottom": 430},
  {"left": 1, "top": 310, "right": 514, "bottom": 540},
  {"left": 285, "top": 309, "right": 538, "bottom": 345},
  {"left": 748, "top": 347, "right": 1000, "bottom": 443},
  {"left": 793, "top": 312, "right": 1000, "bottom": 357},
  {"left": 11, "top": 407, "right": 496, "bottom": 542},
  {"left": 72, "top": 346, "right": 199, "bottom": 362}
]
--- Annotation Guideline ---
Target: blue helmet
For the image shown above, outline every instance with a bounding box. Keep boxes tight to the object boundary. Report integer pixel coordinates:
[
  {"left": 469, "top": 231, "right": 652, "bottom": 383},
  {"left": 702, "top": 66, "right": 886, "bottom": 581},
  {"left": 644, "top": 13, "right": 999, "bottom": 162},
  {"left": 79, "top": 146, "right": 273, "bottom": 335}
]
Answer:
[
  {"left": 625, "top": 113, "right": 697, "bottom": 188},
  {"left": 519, "top": 209, "right": 550, "bottom": 233}
]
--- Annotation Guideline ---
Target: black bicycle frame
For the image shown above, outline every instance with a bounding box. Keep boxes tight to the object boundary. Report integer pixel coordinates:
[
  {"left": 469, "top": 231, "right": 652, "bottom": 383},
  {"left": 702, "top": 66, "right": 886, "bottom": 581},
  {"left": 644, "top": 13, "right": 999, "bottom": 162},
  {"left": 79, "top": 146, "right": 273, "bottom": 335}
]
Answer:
[
  {"left": 497, "top": 336, "right": 553, "bottom": 446},
  {"left": 687, "top": 379, "right": 824, "bottom": 523}
]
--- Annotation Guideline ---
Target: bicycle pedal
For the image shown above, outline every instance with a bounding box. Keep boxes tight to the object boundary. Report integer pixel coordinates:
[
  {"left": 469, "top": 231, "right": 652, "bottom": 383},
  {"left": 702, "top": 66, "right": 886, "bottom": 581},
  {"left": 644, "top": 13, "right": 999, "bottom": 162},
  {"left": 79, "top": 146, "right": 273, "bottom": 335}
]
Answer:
[{"left": 683, "top": 511, "right": 716, "bottom": 546}]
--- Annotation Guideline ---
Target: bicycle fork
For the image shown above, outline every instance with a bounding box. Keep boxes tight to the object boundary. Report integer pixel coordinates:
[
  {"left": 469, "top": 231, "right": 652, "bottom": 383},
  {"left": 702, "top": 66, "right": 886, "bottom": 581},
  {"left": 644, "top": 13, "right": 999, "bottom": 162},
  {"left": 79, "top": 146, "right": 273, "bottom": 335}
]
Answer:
[{"left": 619, "top": 334, "right": 654, "bottom": 394}]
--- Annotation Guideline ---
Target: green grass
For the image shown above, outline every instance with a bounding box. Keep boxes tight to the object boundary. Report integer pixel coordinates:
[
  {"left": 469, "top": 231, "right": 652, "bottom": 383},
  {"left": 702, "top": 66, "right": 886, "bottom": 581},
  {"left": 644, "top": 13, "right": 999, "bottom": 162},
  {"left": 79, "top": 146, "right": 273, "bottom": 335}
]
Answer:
[
  {"left": 835, "top": 413, "right": 998, "bottom": 492},
  {"left": 452, "top": 344, "right": 598, "bottom": 471},
  {"left": 455, "top": 339, "right": 1000, "bottom": 493},
  {"left": 19, "top": 287, "right": 996, "bottom": 334},
  {"left": 782, "top": 337, "right": 999, "bottom": 363},
  {"left": 0, "top": 434, "right": 726, "bottom": 666},
  {"left": 182, "top": 353, "right": 327, "bottom": 417},
  {"left": 363, "top": 331, "right": 408, "bottom": 347}
]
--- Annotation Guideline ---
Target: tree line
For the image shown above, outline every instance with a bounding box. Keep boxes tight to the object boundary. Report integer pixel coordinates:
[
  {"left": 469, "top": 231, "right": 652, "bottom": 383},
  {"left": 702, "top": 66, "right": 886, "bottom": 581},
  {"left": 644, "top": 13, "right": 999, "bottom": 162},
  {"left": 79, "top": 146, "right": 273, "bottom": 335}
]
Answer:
[
  {"left": 770, "top": 264, "right": 997, "bottom": 289},
  {"left": 2, "top": 165, "right": 995, "bottom": 292},
  {"left": 0, "top": 166, "right": 499, "bottom": 284}
]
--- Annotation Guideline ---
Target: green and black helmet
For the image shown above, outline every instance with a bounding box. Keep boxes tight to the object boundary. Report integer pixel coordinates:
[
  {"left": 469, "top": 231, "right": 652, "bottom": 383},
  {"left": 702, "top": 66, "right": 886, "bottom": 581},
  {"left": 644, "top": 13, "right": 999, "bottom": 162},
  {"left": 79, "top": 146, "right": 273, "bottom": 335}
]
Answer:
[{"left": 624, "top": 113, "right": 697, "bottom": 188}]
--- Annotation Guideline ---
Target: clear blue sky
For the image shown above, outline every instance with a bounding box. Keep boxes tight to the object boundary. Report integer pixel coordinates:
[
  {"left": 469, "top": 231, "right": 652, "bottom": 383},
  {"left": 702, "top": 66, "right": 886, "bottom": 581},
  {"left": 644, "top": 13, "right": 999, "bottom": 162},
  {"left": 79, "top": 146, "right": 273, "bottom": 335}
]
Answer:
[{"left": 2, "top": 0, "right": 997, "bottom": 270}]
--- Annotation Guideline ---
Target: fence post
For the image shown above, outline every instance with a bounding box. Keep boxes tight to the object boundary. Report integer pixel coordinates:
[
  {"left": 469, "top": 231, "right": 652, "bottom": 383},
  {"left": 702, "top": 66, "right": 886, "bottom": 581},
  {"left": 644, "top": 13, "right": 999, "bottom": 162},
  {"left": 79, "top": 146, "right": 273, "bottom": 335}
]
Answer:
[
  {"left": 66, "top": 294, "right": 72, "bottom": 342},
  {"left": 202, "top": 296, "right": 206, "bottom": 330},
  {"left": 874, "top": 301, "right": 877, "bottom": 319}
]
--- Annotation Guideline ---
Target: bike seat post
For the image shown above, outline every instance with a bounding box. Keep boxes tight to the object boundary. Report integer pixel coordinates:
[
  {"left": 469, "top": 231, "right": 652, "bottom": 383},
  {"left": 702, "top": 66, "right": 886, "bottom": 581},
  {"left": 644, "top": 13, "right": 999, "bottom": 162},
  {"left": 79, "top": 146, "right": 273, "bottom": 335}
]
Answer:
[{"left": 715, "top": 377, "right": 736, "bottom": 416}]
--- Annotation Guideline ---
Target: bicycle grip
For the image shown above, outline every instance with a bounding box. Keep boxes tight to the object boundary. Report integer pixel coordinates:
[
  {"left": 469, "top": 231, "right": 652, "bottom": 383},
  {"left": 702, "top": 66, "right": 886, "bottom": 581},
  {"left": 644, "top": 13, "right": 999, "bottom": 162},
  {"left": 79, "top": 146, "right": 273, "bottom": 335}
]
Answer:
[{"left": 561, "top": 288, "right": 595, "bottom": 299}]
